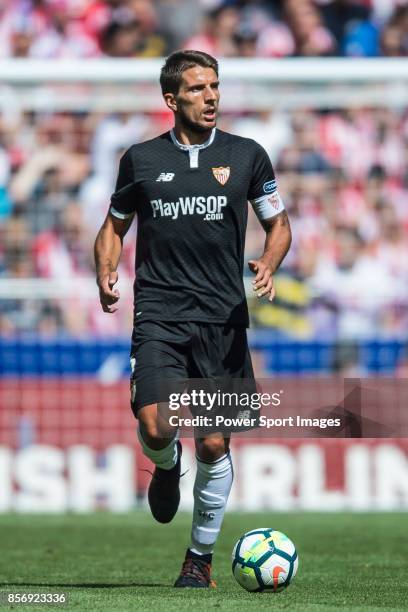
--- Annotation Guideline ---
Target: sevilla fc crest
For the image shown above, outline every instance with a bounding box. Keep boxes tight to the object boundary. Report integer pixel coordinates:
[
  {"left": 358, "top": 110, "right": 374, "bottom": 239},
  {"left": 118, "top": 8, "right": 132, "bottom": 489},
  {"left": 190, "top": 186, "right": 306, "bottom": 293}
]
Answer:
[
  {"left": 268, "top": 193, "right": 280, "bottom": 210},
  {"left": 212, "top": 166, "right": 230, "bottom": 185}
]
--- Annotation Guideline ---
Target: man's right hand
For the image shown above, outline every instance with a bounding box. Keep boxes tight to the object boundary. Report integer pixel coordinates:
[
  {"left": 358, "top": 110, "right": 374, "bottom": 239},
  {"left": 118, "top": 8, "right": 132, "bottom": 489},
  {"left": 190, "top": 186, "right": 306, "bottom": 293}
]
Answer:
[{"left": 98, "top": 271, "right": 120, "bottom": 313}]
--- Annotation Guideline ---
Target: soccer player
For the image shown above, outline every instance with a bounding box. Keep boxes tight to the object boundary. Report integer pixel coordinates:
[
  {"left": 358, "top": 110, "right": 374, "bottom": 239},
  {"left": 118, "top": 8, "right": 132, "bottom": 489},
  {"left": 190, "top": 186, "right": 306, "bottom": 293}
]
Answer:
[{"left": 94, "top": 50, "right": 291, "bottom": 588}]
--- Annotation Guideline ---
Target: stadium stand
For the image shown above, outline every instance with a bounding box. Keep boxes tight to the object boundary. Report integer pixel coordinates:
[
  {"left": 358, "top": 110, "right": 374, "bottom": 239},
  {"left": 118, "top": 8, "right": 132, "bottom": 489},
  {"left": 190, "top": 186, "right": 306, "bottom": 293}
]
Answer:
[
  {"left": 0, "top": 1, "right": 407, "bottom": 60},
  {"left": 1, "top": 105, "right": 408, "bottom": 347}
]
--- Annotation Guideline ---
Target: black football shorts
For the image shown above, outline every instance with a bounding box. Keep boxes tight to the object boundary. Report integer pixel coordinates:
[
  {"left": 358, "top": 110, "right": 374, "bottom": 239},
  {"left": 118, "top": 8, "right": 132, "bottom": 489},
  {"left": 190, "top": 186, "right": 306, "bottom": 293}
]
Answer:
[{"left": 129, "top": 320, "right": 255, "bottom": 422}]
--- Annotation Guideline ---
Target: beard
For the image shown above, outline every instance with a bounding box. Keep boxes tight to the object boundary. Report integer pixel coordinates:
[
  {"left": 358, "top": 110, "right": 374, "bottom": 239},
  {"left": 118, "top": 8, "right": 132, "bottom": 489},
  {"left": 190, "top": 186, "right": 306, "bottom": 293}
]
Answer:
[{"left": 178, "top": 109, "right": 217, "bottom": 133}]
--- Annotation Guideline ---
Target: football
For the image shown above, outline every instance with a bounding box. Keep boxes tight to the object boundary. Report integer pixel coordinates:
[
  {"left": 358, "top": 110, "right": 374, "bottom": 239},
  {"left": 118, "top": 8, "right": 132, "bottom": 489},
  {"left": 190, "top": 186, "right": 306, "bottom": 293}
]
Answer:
[{"left": 231, "top": 528, "right": 298, "bottom": 592}]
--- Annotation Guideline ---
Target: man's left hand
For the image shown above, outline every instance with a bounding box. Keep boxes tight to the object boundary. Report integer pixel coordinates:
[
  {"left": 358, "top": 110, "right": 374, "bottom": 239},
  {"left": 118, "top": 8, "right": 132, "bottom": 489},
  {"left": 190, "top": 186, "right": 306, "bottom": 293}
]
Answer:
[{"left": 248, "top": 259, "right": 276, "bottom": 302}]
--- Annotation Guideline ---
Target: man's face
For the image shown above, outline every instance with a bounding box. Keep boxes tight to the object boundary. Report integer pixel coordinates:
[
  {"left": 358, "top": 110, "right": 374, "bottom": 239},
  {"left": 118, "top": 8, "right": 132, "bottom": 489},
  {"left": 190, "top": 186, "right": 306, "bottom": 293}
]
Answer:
[{"left": 166, "top": 65, "right": 220, "bottom": 132}]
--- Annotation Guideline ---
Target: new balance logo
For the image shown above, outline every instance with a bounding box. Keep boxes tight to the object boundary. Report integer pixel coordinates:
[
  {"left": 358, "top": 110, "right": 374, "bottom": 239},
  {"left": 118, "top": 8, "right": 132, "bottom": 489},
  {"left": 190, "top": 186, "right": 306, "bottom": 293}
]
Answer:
[{"left": 156, "top": 172, "right": 175, "bottom": 182}]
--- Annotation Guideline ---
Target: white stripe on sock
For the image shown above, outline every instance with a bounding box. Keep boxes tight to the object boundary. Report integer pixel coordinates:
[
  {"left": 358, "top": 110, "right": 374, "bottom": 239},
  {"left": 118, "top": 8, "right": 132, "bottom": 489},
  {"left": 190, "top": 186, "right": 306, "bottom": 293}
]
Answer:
[{"left": 196, "top": 526, "right": 220, "bottom": 533}]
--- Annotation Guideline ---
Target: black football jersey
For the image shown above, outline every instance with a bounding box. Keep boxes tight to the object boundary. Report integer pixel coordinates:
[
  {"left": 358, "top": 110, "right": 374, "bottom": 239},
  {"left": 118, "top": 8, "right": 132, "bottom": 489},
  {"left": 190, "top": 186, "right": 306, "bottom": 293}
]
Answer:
[{"left": 109, "top": 128, "right": 284, "bottom": 327}]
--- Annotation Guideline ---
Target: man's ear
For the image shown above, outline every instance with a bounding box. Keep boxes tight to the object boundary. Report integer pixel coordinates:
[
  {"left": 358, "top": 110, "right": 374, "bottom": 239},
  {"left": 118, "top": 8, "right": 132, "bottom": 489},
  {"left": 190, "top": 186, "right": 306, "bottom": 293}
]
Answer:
[{"left": 164, "top": 93, "right": 177, "bottom": 113}]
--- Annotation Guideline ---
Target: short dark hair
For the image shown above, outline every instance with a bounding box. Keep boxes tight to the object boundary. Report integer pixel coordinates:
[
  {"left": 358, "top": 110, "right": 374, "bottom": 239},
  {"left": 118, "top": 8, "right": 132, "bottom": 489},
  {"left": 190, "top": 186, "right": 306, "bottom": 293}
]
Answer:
[{"left": 160, "top": 50, "right": 219, "bottom": 96}]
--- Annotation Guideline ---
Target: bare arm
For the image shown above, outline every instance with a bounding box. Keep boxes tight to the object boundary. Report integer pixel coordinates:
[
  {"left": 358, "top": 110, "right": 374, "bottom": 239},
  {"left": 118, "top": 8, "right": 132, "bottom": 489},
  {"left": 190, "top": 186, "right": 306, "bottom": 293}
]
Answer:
[
  {"left": 94, "top": 212, "right": 133, "bottom": 313},
  {"left": 248, "top": 210, "right": 292, "bottom": 301}
]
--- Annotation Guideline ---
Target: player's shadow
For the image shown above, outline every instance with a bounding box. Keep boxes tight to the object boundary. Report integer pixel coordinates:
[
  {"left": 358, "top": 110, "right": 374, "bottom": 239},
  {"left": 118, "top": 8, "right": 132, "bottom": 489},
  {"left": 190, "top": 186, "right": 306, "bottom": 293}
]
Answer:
[{"left": 0, "top": 582, "right": 170, "bottom": 588}]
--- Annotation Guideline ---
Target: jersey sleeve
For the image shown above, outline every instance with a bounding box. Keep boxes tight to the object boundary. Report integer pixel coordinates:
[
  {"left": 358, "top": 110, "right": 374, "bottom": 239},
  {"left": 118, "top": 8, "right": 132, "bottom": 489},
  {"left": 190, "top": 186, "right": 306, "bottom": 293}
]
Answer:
[
  {"left": 247, "top": 143, "right": 285, "bottom": 221},
  {"left": 109, "top": 150, "right": 137, "bottom": 219}
]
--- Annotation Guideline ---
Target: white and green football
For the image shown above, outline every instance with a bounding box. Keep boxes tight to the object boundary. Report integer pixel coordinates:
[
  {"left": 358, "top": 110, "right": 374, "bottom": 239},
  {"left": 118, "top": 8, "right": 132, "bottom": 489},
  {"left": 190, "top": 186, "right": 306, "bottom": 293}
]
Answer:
[{"left": 231, "top": 528, "right": 298, "bottom": 592}]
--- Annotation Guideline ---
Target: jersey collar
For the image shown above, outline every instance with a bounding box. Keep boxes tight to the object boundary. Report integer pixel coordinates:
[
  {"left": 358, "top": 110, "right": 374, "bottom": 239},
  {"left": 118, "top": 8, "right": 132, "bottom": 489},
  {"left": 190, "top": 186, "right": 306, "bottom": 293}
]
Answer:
[{"left": 170, "top": 127, "right": 216, "bottom": 151}]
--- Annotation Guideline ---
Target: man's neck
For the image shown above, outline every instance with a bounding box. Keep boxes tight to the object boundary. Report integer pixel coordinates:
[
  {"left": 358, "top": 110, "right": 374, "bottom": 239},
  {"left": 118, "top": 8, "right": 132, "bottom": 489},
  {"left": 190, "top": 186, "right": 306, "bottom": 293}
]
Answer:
[{"left": 173, "top": 123, "right": 213, "bottom": 146}]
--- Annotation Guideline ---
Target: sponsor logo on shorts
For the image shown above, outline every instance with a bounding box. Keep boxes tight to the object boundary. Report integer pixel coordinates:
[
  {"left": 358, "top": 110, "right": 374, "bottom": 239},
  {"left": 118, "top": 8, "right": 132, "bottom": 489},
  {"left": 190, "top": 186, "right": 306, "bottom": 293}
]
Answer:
[
  {"left": 130, "top": 356, "right": 137, "bottom": 403},
  {"left": 263, "top": 180, "right": 277, "bottom": 194},
  {"left": 150, "top": 196, "right": 227, "bottom": 221}
]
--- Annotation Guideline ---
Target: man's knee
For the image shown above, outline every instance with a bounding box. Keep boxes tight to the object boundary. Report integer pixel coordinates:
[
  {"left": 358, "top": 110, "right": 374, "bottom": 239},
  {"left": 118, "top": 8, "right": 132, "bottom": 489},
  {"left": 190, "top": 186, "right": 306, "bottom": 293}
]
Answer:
[
  {"left": 196, "top": 435, "right": 230, "bottom": 462},
  {"left": 138, "top": 404, "right": 176, "bottom": 450}
]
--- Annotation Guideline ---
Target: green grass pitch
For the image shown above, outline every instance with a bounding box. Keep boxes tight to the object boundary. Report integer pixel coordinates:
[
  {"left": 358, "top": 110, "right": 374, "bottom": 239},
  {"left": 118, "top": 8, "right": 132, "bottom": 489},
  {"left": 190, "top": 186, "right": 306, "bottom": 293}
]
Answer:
[{"left": 0, "top": 512, "right": 407, "bottom": 611}]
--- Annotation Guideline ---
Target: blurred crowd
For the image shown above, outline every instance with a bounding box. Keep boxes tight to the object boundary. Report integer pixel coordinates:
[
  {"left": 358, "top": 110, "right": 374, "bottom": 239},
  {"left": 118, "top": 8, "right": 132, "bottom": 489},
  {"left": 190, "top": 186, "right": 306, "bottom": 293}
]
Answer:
[
  {"left": 1, "top": 104, "right": 408, "bottom": 340},
  {"left": 1, "top": 0, "right": 408, "bottom": 59}
]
